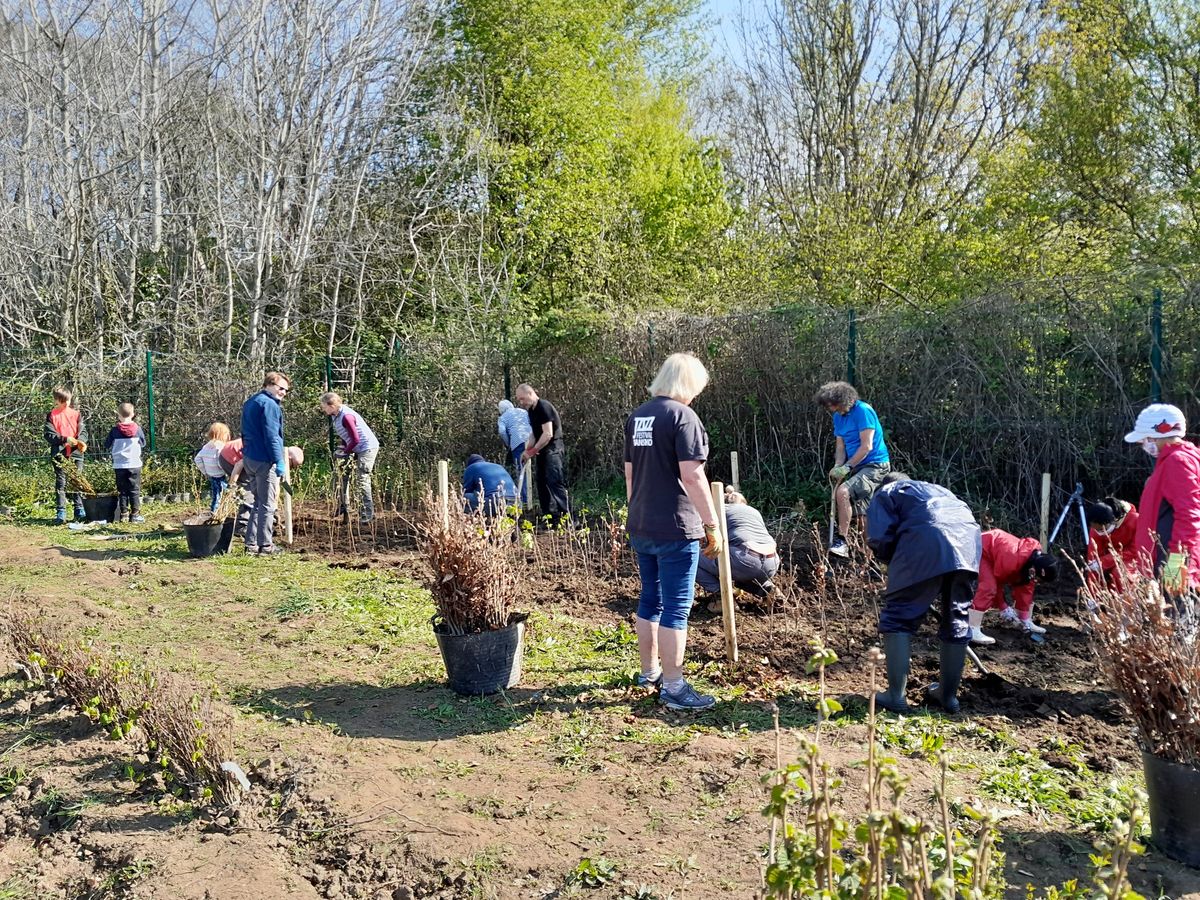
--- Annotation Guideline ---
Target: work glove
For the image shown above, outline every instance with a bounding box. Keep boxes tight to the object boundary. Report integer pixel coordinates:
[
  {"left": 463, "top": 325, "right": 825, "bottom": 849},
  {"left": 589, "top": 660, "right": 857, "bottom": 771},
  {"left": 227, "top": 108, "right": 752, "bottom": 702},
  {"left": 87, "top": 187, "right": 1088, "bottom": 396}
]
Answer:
[
  {"left": 1163, "top": 552, "right": 1188, "bottom": 592},
  {"left": 274, "top": 460, "right": 287, "bottom": 479},
  {"left": 701, "top": 523, "right": 724, "bottom": 560},
  {"left": 522, "top": 447, "right": 539, "bottom": 462},
  {"left": 829, "top": 464, "right": 851, "bottom": 482}
]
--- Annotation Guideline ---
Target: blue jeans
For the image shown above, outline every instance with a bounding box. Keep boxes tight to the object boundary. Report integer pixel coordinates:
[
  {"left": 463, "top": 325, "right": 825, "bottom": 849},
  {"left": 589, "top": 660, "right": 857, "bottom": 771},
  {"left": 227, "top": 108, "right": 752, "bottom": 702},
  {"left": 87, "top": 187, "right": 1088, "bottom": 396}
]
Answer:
[
  {"left": 631, "top": 536, "right": 701, "bottom": 630},
  {"left": 208, "top": 476, "right": 228, "bottom": 512}
]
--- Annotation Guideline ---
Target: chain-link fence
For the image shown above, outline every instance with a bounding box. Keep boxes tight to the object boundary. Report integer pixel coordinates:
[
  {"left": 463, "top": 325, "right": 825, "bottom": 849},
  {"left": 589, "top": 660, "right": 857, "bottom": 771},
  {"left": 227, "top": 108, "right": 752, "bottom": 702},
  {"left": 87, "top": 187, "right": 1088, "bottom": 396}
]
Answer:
[{"left": 0, "top": 274, "right": 1192, "bottom": 527}]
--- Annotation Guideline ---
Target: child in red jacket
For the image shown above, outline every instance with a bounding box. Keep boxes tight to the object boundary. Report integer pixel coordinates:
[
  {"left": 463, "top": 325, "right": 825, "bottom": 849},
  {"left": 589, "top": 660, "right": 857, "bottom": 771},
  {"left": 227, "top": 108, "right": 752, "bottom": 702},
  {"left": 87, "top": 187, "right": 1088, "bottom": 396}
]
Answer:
[
  {"left": 43, "top": 386, "right": 89, "bottom": 524},
  {"left": 969, "top": 529, "right": 1058, "bottom": 644},
  {"left": 1084, "top": 498, "right": 1139, "bottom": 591}
]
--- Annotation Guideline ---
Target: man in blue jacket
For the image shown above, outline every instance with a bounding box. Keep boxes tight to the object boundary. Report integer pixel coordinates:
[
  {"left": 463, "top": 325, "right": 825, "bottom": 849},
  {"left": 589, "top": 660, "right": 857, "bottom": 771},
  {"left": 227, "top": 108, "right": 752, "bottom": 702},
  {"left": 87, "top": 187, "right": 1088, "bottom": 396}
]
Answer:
[
  {"left": 866, "top": 472, "right": 981, "bottom": 714},
  {"left": 240, "top": 371, "right": 290, "bottom": 554},
  {"left": 462, "top": 454, "right": 517, "bottom": 516}
]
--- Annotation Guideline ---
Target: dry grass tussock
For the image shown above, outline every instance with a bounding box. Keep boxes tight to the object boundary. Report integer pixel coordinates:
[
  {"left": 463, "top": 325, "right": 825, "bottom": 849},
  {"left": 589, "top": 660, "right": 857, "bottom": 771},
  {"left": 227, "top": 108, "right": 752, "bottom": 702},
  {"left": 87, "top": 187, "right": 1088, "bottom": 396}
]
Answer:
[
  {"left": 4, "top": 606, "right": 241, "bottom": 805},
  {"left": 1087, "top": 573, "right": 1200, "bottom": 767},
  {"left": 417, "top": 490, "right": 519, "bottom": 634}
]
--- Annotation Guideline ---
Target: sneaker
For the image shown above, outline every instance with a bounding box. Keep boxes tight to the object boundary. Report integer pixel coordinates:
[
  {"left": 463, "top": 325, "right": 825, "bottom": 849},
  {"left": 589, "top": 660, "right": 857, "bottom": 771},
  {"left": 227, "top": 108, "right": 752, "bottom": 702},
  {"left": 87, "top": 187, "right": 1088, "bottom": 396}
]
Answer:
[
  {"left": 74, "top": 508, "right": 87, "bottom": 522},
  {"left": 969, "top": 627, "right": 996, "bottom": 646},
  {"left": 1021, "top": 619, "right": 1047, "bottom": 635},
  {"left": 257, "top": 545, "right": 284, "bottom": 556},
  {"left": 130, "top": 515, "right": 145, "bottom": 524},
  {"left": 999, "top": 607, "right": 1020, "bottom": 626},
  {"left": 54, "top": 510, "right": 67, "bottom": 525},
  {"left": 659, "top": 681, "right": 716, "bottom": 711},
  {"left": 829, "top": 537, "right": 850, "bottom": 558},
  {"left": 636, "top": 670, "right": 662, "bottom": 689}
]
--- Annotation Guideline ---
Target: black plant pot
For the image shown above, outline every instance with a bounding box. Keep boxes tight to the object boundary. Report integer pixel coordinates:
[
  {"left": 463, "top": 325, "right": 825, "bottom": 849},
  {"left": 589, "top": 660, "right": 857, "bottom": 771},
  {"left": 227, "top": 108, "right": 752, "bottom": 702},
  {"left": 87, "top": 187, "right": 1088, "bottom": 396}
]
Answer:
[
  {"left": 183, "top": 518, "right": 235, "bottom": 558},
  {"left": 82, "top": 494, "right": 118, "bottom": 522},
  {"left": 1143, "top": 750, "right": 1200, "bottom": 868},
  {"left": 434, "top": 613, "right": 527, "bottom": 696}
]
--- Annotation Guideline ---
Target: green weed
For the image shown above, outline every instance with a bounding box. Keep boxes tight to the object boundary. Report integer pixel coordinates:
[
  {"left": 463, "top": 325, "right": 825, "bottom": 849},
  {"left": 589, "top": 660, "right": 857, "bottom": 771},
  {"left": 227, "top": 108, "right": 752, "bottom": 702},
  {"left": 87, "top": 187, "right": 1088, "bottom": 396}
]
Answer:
[{"left": 569, "top": 856, "right": 617, "bottom": 888}]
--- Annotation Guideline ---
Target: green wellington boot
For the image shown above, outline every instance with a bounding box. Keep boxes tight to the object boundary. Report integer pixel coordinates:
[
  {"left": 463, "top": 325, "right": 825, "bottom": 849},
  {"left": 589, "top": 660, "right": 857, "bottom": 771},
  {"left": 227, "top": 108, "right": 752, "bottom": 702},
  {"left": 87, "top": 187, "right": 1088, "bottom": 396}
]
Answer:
[
  {"left": 875, "top": 632, "right": 911, "bottom": 713},
  {"left": 927, "top": 642, "right": 967, "bottom": 714}
]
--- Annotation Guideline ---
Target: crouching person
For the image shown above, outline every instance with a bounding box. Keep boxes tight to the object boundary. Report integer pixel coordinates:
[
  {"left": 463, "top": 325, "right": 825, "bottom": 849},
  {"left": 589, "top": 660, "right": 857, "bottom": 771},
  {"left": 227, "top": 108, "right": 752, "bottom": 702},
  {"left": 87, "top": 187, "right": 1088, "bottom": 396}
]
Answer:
[
  {"left": 462, "top": 454, "right": 517, "bottom": 516},
  {"left": 866, "top": 472, "right": 981, "bottom": 714},
  {"left": 969, "top": 529, "right": 1058, "bottom": 644},
  {"left": 695, "top": 488, "right": 779, "bottom": 599}
]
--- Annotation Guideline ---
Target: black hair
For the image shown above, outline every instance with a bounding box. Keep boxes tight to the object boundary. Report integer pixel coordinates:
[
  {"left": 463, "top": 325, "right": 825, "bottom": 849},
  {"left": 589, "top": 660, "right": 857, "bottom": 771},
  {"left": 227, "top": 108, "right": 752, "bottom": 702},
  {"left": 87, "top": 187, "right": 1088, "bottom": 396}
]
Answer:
[
  {"left": 1084, "top": 500, "right": 1117, "bottom": 526},
  {"left": 880, "top": 471, "right": 911, "bottom": 486},
  {"left": 1029, "top": 550, "right": 1059, "bottom": 583}
]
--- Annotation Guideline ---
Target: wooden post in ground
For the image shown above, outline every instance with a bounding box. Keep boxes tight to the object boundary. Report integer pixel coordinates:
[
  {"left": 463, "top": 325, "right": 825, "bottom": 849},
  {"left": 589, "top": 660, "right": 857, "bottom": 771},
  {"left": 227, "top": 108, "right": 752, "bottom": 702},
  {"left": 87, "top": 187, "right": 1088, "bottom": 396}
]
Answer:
[
  {"left": 523, "top": 459, "right": 533, "bottom": 509},
  {"left": 711, "top": 481, "right": 739, "bottom": 663},
  {"left": 730, "top": 451, "right": 740, "bottom": 492},
  {"left": 438, "top": 459, "right": 450, "bottom": 529},
  {"left": 282, "top": 456, "right": 294, "bottom": 545},
  {"left": 1040, "top": 472, "right": 1051, "bottom": 551}
]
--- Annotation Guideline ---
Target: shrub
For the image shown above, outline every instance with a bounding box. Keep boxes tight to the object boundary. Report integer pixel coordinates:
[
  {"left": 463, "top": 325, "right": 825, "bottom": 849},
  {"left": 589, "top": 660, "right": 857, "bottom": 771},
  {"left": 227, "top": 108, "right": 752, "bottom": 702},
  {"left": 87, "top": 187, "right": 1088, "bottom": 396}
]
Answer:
[
  {"left": 5, "top": 609, "right": 241, "bottom": 805},
  {"left": 417, "top": 489, "right": 519, "bottom": 634},
  {"left": 1088, "top": 575, "right": 1200, "bottom": 767}
]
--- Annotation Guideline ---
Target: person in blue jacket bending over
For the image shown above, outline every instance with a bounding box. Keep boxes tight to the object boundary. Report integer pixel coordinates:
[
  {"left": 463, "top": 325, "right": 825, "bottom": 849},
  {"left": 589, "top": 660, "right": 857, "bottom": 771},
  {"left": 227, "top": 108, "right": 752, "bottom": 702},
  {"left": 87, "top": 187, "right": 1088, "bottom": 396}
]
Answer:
[
  {"left": 462, "top": 454, "right": 517, "bottom": 516},
  {"left": 866, "top": 471, "right": 982, "bottom": 715}
]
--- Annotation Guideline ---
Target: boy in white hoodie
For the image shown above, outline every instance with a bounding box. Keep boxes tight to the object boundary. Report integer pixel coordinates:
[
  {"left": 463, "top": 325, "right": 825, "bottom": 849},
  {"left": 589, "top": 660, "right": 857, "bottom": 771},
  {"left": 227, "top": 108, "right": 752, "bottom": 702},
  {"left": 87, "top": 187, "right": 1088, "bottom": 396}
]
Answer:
[{"left": 104, "top": 403, "right": 147, "bottom": 522}]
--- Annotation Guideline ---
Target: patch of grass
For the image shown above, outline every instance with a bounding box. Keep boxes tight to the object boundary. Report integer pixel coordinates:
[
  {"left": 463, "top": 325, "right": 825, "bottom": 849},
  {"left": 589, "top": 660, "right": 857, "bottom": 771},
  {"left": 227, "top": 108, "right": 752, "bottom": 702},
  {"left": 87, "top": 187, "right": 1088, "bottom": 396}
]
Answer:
[
  {"left": 0, "top": 877, "right": 34, "bottom": 900},
  {"left": 101, "top": 858, "right": 156, "bottom": 893}
]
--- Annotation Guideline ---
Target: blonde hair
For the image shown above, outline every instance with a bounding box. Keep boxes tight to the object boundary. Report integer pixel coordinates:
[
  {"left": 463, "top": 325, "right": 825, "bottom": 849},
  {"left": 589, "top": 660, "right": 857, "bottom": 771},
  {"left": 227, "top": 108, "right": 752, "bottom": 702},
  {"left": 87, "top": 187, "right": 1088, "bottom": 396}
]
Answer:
[
  {"left": 117, "top": 402, "right": 136, "bottom": 419},
  {"left": 52, "top": 387, "right": 72, "bottom": 403},
  {"left": 724, "top": 487, "right": 747, "bottom": 505},
  {"left": 319, "top": 391, "right": 342, "bottom": 408},
  {"left": 263, "top": 371, "right": 290, "bottom": 388},
  {"left": 649, "top": 353, "right": 709, "bottom": 404},
  {"left": 207, "top": 422, "right": 231, "bottom": 442}
]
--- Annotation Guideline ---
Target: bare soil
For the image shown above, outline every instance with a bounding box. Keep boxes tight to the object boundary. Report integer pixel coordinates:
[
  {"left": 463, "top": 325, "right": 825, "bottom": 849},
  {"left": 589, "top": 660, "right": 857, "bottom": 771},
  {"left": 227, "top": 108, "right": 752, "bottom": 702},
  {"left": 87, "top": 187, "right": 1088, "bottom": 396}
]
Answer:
[{"left": 2, "top": 506, "right": 1199, "bottom": 899}]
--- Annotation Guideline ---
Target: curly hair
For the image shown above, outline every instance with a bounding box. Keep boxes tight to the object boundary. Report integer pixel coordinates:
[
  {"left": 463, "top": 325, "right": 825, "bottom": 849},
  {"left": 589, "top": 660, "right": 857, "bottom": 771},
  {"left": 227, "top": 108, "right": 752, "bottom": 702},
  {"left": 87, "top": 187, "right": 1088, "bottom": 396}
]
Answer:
[{"left": 813, "top": 381, "right": 858, "bottom": 409}]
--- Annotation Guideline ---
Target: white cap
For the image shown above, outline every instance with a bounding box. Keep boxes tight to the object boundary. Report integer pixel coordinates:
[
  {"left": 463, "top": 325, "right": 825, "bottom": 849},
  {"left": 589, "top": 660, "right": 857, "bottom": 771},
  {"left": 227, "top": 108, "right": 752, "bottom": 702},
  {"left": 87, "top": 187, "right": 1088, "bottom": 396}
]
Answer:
[{"left": 1124, "top": 404, "right": 1186, "bottom": 442}]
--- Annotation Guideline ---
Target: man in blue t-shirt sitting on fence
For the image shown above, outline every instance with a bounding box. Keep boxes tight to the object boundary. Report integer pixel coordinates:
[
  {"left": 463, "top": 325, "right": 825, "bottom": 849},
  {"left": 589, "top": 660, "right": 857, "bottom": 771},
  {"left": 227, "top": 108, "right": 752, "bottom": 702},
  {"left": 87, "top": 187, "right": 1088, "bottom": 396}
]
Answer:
[{"left": 814, "top": 381, "right": 891, "bottom": 558}]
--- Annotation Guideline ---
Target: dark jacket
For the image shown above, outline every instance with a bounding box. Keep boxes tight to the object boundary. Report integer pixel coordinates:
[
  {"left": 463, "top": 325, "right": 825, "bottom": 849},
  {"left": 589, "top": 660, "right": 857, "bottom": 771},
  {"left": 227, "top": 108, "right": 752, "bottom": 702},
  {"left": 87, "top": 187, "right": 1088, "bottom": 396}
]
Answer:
[
  {"left": 240, "top": 390, "right": 284, "bottom": 464},
  {"left": 867, "top": 480, "right": 982, "bottom": 592}
]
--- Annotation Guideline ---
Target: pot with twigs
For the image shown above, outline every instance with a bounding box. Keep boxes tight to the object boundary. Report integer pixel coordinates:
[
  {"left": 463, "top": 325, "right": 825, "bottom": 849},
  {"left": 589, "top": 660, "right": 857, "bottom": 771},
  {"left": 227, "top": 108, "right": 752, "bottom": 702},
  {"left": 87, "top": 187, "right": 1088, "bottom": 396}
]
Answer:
[
  {"left": 181, "top": 485, "right": 240, "bottom": 557},
  {"left": 417, "top": 490, "right": 527, "bottom": 695},
  {"left": 53, "top": 452, "right": 117, "bottom": 522},
  {"left": 1088, "top": 573, "right": 1200, "bottom": 867}
]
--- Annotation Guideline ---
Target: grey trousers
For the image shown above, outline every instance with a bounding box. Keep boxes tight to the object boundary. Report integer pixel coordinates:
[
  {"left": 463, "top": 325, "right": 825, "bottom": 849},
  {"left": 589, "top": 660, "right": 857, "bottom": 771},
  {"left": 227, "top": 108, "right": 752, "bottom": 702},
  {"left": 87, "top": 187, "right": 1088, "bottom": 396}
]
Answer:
[
  {"left": 696, "top": 545, "right": 780, "bottom": 593},
  {"left": 243, "top": 457, "right": 279, "bottom": 550},
  {"left": 338, "top": 448, "right": 377, "bottom": 522}
]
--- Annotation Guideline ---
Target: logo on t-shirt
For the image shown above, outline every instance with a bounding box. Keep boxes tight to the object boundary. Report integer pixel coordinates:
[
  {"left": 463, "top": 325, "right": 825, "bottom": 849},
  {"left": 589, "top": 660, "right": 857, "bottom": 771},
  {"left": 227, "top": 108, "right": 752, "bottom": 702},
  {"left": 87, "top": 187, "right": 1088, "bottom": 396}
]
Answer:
[{"left": 633, "top": 416, "right": 655, "bottom": 447}]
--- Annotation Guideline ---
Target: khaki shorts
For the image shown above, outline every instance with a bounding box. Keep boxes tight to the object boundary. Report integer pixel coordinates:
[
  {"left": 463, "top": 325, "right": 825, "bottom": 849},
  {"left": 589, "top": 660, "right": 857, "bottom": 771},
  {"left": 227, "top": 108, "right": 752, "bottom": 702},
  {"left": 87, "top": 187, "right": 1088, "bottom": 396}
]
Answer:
[{"left": 846, "top": 463, "right": 891, "bottom": 514}]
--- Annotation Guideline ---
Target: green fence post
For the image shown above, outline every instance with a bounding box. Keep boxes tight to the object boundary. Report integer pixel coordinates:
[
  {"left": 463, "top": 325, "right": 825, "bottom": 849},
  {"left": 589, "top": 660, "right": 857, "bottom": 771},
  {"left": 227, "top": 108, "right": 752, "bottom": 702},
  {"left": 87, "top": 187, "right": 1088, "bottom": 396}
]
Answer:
[
  {"left": 847, "top": 308, "right": 858, "bottom": 387},
  {"left": 1151, "top": 288, "right": 1163, "bottom": 403},
  {"left": 144, "top": 350, "right": 157, "bottom": 453}
]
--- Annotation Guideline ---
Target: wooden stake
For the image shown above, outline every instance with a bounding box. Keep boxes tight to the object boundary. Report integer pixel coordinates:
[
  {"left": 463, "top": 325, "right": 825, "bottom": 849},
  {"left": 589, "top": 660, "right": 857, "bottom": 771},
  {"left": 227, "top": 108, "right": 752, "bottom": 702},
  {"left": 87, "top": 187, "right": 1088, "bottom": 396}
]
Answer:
[
  {"left": 523, "top": 459, "right": 533, "bottom": 509},
  {"left": 282, "top": 456, "right": 294, "bottom": 545},
  {"left": 437, "top": 460, "right": 450, "bottom": 529},
  {"left": 730, "top": 451, "right": 740, "bottom": 491},
  {"left": 1040, "top": 472, "right": 1051, "bottom": 551},
  {"left": 711, "top": 481, "right": 739, "bottom": 663}
]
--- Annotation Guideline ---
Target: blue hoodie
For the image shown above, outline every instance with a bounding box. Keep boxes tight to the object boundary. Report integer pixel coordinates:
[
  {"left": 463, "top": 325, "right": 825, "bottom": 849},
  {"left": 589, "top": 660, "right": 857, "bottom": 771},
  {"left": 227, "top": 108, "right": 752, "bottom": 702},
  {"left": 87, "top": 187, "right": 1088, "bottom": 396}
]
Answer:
[{"left": 241, "top": 390, "right": 284, "bottom": 464}]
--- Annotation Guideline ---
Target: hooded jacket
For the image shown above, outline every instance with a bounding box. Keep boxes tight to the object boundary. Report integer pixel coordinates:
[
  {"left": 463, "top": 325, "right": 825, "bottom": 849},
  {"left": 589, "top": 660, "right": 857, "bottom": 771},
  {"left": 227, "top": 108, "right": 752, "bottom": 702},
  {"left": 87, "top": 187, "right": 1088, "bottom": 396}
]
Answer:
[
  {"left": 1086, "top": 500, "right": 1139, "bottom": 590},
  {"left": 104, "top": 421, "right": 146, "bottom": 470},
  {"left": 973, "top": 529, "right": 1043, "bottom": 611},
  {"left": 866, "top": 480, "right": 981, "bottom": 592},
  {"left": 1134, "top": 440, "right": 1200, "bottom": 587}
]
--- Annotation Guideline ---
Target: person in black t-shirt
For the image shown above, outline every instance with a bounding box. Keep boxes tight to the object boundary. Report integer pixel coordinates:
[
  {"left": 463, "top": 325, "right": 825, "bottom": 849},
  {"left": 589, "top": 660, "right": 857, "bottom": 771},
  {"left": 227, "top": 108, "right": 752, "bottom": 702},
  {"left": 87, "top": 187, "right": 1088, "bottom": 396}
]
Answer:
[
  {"left": 624, "top": 353, "right": 724, "bottom": 711},
  {"left": 515, "top": 383, "right": 571, "bottom": 524}
]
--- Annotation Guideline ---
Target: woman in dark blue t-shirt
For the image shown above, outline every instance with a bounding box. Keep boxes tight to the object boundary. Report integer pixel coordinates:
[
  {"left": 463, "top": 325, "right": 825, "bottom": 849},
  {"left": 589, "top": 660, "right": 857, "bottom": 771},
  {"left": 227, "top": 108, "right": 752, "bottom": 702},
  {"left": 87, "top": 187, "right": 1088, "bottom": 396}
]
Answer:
[{"left": 624, "top": 353, "right": 723, "bottom": 711}]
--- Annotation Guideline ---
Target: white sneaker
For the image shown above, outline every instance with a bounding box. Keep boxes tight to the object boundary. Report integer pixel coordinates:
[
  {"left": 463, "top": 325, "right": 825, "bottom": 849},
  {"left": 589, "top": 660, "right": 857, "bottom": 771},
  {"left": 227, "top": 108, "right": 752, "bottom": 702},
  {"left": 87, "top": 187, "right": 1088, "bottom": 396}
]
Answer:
[
  {"left": 1021, "top": 619, "right": 1046, "bottom": 635},
  {"left": 999, "top": 607, "right": 1019, "bottom": 626},
  {"left": 970, "top": 627, "right": 996, "bottom": 646}
]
